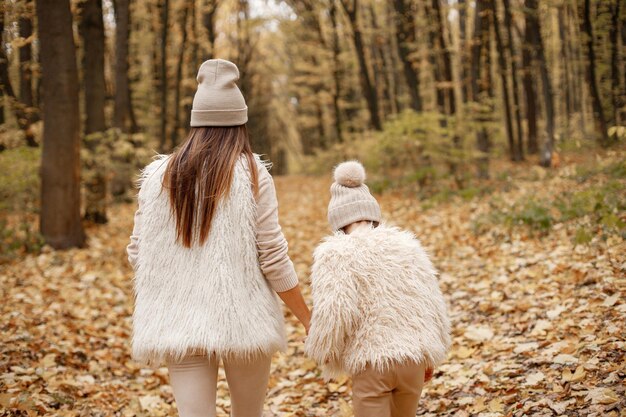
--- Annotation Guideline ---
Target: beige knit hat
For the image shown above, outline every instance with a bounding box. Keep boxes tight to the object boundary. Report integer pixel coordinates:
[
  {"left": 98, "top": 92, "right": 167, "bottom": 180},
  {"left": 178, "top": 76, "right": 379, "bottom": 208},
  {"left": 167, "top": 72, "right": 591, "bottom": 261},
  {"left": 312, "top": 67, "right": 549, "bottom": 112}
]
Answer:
[
  {"left": 328, "top": 161, "right": 382, "bottom": 231},
  {"left": 190, "top": 59, "right": 248, "bottom": 127}
]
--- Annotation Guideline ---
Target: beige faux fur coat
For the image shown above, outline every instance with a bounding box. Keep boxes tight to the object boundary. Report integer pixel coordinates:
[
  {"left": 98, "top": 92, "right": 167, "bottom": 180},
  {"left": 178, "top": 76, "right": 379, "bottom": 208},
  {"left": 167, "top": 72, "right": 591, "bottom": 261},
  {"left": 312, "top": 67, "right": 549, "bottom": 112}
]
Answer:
[{"left": 304, "top": 224, "right": 451, "bottom": 378}]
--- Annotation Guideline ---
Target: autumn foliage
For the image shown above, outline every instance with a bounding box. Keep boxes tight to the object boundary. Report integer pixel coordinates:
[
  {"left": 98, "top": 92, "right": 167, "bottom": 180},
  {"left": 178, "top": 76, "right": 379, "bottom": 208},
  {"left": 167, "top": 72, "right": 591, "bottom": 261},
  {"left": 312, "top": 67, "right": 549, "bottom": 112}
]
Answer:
[{"left": 1, "top": 149, "right": 624, "bottom": 416}]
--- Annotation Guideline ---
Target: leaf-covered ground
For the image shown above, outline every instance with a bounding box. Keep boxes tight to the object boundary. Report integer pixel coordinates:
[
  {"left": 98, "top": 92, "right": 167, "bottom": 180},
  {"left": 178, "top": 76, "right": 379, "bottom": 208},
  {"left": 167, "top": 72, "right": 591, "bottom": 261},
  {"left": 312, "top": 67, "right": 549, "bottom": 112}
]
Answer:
[{"left": 1, "top": 152, "right": 624, "bottom": 416}]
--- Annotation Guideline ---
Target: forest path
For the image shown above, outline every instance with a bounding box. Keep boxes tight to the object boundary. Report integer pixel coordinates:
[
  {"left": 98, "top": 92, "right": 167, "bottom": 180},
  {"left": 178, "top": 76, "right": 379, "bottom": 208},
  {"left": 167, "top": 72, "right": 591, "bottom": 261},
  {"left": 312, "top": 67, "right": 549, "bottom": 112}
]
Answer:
[{"left": 1, "top": 161, "right": 624, "bottom": 416}]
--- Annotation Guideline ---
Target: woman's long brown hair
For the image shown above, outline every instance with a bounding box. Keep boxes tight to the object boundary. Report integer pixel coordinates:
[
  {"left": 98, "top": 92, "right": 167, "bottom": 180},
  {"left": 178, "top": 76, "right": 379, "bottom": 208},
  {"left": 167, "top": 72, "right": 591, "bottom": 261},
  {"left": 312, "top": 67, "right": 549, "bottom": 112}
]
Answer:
[{"left": 162, "top": 125, "right": 258, "bottom": 248}]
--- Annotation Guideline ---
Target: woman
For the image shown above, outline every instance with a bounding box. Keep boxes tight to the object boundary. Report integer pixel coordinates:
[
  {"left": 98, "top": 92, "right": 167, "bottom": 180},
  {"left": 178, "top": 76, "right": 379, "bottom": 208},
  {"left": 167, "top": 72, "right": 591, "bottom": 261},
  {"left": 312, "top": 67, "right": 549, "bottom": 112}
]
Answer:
[{"left": 126, "top": 59, "right": 311, "bottom": 417}]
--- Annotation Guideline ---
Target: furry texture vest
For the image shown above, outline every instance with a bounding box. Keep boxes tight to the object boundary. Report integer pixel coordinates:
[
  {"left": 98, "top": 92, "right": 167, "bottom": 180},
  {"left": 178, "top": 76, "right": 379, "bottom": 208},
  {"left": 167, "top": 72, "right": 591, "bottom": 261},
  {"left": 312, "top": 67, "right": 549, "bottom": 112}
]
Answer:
[
  {"left": 132, "top": 155, "right": 285, "bottom": 366},
  {"left": 305, "top": 224, "right": 451, "bottom": 378}
]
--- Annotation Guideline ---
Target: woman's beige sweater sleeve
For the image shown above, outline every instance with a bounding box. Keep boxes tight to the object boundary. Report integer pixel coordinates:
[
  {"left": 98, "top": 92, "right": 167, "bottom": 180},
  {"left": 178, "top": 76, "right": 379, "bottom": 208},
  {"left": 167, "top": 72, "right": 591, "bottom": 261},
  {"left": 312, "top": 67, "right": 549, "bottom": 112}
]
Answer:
[{"left": 255, "top": 164, "right": 299, "bottom": 292}]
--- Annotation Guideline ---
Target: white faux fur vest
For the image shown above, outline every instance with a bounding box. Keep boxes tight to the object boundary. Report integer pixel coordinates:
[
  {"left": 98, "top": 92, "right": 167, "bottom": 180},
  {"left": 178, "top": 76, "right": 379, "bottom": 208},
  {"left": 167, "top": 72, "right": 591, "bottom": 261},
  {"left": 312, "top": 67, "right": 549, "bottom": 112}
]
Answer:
[
  {"left": 131, "top": 155, "right": 285, "bottom": 365},
  {"left": 305, "top": 224, "right": 451, "bottom": 378}
]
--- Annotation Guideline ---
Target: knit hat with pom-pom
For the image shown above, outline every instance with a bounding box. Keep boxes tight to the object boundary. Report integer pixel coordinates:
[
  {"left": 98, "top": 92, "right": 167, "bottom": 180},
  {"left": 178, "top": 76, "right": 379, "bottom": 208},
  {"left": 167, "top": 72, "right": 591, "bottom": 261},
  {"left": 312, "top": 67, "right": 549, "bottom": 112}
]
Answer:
[{"left": 328, "top": 161, "right": 381, "bottom": 231}]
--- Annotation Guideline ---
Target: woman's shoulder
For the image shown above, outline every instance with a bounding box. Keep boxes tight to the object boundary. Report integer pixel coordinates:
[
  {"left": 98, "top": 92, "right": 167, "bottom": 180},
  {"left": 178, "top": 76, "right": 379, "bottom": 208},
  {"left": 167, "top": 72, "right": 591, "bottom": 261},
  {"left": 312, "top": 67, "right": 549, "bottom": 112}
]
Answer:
[{"left": 137, "top": 154, "right": 170, "bottom": 189}]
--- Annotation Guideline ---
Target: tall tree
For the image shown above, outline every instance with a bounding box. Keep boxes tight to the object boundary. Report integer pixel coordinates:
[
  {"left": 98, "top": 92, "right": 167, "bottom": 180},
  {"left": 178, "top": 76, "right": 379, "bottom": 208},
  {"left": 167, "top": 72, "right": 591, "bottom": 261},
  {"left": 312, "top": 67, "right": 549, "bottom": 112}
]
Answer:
[
  {"left": 79, "top": 0, "right": 106, "bottom": 135},
  {"left": 616, "top": 0, "right": 626, "bottom": 125},
  {"left": 36, "top": 0, "right": 86, "bottom": 248},
  {"left": 427, "top": 0, "right": 455, "bottom": 115},
  {"left": 608, "top": 0, "right": 621, "bottom": 127},
  {"left": 184, "top": 0, "right": 199, "bottom": 128},
  {"left": 203, "top": 0, "right": 218, "bottom": 57},
  {"left": 522, "top": 0, "right": 539, "bottom": 154},
  {"left": 79, "top": 0, "right": 108, "bottom": 223},
  {"left": 427, "top": 0, "right": 464, "bottom": 185},
  {"left": 113, "top": 0, "right": 138, "bottom": 133},
  {"left": 159, "top": 0, "right": 170, "bottom": 151},
  {"left": 491, "top": 0, "right": 519, "bottom": 161},
  {"left": 558, "top": 6, "right": 572, "bottom": 131},
  {"left": 285, "top": 0, "right": 330, "bottom": 152},
  {"left": 579, "top": 0, "right": 609, "bottom": 144},
  {"left": 330, "top": 0, "right": 344, "bottom": 142},
  {"left": 392, "top": 0, "right": 422, "bottom": 111},
  {"left": 367, "top": 4, "right": 396, "bottom": 117},
  {"left": 0, "top": 8, "right": 37, "bottom": 147},
  {"left": 529, "top": 0, "right": 556, "bottom": 167},
  {"left": 503, "top": 0, "right": 524, "bottom": 160},
  {"left": 567, "top": 3, "right": 584, "bottom": 127},
  {"left": 172, "top": 2, "right": 189, "bottom": 146},
  {"left": 340, "top": 0, "right": 383, "bottom": 131},
  {"left": 18, "top": 0, "right": 37, "bottom": 121},
  {"left": 457, "top": 0, "right": 469, "bottom": 103},
  {"left": 470, "top": 0, "right": 493, "bottom": 177},
  {"left": 0, "top": 5, "right": 5, "bottom": 129}
]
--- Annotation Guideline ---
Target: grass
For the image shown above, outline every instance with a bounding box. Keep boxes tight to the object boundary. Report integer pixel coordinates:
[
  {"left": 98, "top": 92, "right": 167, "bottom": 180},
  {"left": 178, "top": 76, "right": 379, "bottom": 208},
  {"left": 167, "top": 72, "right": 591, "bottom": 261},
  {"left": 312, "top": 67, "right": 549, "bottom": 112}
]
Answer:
[{"left": 472, "top": 163, "right": 625, "bottom": 241}]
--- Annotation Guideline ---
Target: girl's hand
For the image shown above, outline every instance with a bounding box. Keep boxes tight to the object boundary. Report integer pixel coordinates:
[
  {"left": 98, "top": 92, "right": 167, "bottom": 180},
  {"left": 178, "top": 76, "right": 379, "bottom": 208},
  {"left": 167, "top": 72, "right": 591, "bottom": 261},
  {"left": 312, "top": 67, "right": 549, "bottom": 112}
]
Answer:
[{"left": 425, "top": 367, "right": 434, "bottom": 383}]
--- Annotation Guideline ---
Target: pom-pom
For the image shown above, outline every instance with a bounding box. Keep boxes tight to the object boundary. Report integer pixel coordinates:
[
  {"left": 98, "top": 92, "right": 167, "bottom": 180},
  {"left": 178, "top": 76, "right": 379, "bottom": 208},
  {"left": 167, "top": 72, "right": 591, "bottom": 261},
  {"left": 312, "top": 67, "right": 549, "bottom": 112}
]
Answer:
[{"left": 334, "top": 161, "right": 366, "bottom": 187}]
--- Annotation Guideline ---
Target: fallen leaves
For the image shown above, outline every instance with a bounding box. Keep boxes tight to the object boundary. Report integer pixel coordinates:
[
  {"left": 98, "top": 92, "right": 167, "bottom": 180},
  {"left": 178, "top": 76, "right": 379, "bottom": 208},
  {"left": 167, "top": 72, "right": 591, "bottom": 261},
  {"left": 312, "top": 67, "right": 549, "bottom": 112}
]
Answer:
[
  {"left": 524, "top": 372, "right": 545, "bottom": 386},
  {"left": 584, "top": 387, "right": 620, "bottom": 405},
  {"left": 562, "top": 366, "right": 586, "bottom": 383},
  {"left": 464, "top": 325, "right": 495, "bottom": 343},
  {"left": 1, "top": 153, "right": 625, "bottom": 416}
]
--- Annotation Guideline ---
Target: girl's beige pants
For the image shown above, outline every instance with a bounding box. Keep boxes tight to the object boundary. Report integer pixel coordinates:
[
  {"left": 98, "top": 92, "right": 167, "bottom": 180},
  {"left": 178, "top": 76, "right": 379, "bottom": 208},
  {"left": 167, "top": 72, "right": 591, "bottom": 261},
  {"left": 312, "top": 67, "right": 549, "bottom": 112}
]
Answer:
[
  {"left": 167, "top": 354, "right": 272, "bottom": 417},
  {"left": 352, "top": 361, "right": 426, "bottom": 417}
]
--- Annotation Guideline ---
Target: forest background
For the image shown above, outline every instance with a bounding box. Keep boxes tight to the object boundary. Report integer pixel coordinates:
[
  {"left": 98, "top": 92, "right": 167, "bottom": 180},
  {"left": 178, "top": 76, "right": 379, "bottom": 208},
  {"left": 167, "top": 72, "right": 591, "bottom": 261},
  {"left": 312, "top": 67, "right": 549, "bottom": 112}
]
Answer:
[{"left": 0, "top": 0, "right": 624, "bottom": 247}]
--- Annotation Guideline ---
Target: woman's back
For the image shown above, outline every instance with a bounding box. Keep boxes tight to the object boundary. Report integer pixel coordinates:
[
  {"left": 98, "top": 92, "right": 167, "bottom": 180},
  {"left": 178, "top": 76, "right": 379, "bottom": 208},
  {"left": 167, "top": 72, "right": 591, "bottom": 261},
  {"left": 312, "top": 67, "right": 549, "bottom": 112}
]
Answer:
[{"left": 132, "top": 155, "right": 285, "bottom": 365}]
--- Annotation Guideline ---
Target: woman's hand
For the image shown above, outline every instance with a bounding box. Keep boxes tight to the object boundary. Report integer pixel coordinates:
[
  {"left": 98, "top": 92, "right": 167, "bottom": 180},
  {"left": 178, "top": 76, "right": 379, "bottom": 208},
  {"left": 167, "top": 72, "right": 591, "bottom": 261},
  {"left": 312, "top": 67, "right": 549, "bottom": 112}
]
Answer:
[
  {"left": 277, "top": 285, "right": 312, "bottom": 333},
  {"left": 425, "top": 367, "right": 434, "bottom": 383}
]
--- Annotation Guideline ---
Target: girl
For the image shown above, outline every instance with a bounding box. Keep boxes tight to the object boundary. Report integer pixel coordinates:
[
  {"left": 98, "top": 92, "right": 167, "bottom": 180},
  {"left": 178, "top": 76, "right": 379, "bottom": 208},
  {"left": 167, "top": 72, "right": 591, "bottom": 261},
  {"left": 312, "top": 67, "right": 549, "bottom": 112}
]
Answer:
[
  {"left": 305, "top": 161, "right": 451, "bottom": 417},
  {"left": 127, "top": 59, "right": 311, "bottom": 417}
]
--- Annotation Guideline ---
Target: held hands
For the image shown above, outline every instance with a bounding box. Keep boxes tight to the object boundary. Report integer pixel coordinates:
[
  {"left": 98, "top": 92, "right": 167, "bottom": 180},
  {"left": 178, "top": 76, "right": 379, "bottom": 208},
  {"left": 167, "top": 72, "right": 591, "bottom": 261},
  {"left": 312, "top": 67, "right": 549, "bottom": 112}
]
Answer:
[
  {"left": 425, "top": 367, "right": 434, "bottom": 383},
  {"left": 303, "top": 307, "right": 312, "bottom": 336}
]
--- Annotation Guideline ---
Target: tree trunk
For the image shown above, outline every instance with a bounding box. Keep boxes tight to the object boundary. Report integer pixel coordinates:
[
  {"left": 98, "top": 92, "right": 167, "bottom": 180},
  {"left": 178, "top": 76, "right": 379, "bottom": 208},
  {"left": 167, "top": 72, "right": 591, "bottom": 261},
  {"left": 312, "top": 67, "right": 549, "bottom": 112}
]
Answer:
[
  {"left": 567, "top": 3, "right": 584, "bottom": 130},
  {"left": 579, "top": 0, "right": 609, "bottom": 144},
  {"left": 36, "top": 0, "right": 86, "bottom": 248},
  {"left": 158, "top": 0, "right": 170, "bottom": 151},
  {"left": 430, "top": 0, "right": 455, "bottom": 114},
  {"left": 503, "top": 0, "right": 524, "bottom": 160},
  {"left": 458, "top": 0, "right": 469, "bottom": 103},
  {"left": 425, "top": 1, "right": 445, "bottom": 112},
  {"left": 558, "top": 6, "right": 572, "bottom": 131},
  {"left": 616, "top": 0, "right": 626, "bottom": 125},
  {"left": 608, "top": 0, "right": 620, "bottom": 127},
  {"left": 79, "top": 0, "right": 108, "bottom": 224},
  {"left": 427, "top": 0, "right": 463, "bottom": 186},
  {"left": 0, "top": 9, "right": 4, "bottom": 130},
  {"left": 79, "top": 0, "right": 106, "bottom": 135},
  {"left": 523, "top": 0, "right": 538, "bottom": 154},
  {"left": 470, "top": 0, "right": 492, "bottom": 178},
  {"left": 0, "top": 11, "right": 37, "bottom": 147},
  {"left": 113, "top": 0, "right": 138, "bottom": 133},
  {"left": 340, "top": 0, "right": 383, "bottom": 131},
  {"left": 184, "top": 0, "right": 198, "bottom": 129},
  {"left": 19, "top": 1, "right": 38, "bottom": 123},
  {"left": 203, "top": 0, "right": 217, "bottom": 57},
  {"left": 368, "top": 4, "right": 395, "bottom": 117},
  {"left": 330, "top": 0, "right": 344, "bottom": 142},
  {"left": 532, "top": 6, "right": 556, "bottom": 167},
  {"left": 172, "top": 3, "right": 189, "bottom": 147},
  {"left": 491, "top": 0, "right": 519, "bottom": 161},
  {"left": 392, "top": 0, "right": 422, "bottom": 111}
]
